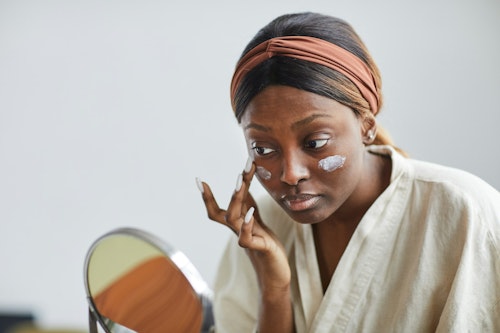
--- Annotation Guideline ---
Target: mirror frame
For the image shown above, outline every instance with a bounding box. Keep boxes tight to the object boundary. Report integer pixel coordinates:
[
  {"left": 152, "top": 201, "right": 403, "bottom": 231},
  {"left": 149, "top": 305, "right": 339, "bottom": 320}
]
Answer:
[{"left": 83, "top": 227, "right": 214, "bottom": 333}]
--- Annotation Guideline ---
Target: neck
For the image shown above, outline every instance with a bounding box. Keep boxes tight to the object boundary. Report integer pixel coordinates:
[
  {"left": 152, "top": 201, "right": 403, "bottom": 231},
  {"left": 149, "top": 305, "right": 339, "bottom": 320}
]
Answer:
[{"left": 312, "top": 150, "right": 391, "bottom": 292}]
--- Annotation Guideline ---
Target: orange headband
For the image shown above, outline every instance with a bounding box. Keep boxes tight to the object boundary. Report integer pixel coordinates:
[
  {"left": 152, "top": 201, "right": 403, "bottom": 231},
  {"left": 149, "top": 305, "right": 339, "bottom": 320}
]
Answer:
[{"left": 230, "top": 36, "right": 380, "bottom": 115}]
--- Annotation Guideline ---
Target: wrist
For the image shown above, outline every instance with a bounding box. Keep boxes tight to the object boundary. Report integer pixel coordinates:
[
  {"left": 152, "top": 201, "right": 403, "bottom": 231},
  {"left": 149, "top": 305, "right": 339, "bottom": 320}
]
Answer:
[
  {"left": 260, "top": 283, "right": 291, "bottom": 303},
  {"left": 258, "top": 285, "right": 294, "bottom": 333}
]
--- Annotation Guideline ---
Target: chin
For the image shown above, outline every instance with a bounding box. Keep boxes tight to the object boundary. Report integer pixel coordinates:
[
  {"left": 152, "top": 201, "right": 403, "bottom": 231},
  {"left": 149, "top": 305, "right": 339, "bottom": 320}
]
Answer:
[{"left": 281, "top": 205, "right": 331, "bottom": 225}]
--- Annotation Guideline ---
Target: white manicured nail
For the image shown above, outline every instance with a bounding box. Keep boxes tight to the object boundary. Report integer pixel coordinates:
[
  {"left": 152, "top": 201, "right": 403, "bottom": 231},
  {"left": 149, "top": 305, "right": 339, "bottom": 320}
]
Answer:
[
  {"left": 235, "top": 173, "right": 243, "bottom": 192},
  {"left": 244, "top": 207, "right": 255, "bottom": 224},
  {"left": 244, "top": 156, "right": 253, "bottom": 173},
  {"left": 195, "top": 177, "right": 204, "bottom": 193}
]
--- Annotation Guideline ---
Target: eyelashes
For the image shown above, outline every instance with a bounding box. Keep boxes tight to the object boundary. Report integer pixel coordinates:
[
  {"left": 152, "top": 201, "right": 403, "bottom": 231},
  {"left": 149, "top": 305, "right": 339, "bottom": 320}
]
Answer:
[
  {"left": 252, "top": 138, "right": 330, "bottom": 157},
  {"left": 252, "top": 146, "right": 276, "bottom": 156},
  {"left": 305, "top": 138, "right": 329, "bottom": 149}
]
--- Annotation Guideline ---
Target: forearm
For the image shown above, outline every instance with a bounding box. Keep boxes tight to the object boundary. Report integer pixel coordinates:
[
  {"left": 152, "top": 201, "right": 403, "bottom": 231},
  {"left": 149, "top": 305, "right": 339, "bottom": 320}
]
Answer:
[{"left": 257, "top": 285, "right": 295, "bottom": 333}]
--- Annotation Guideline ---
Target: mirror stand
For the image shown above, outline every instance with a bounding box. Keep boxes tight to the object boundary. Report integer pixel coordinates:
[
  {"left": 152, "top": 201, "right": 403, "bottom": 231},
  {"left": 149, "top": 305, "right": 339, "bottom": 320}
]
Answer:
[
  {"left": 88, "top": 306, "right": 98, "bottom": 333},
  {"left": 83, "top": 227, "right": 214, "bottom": 333}
]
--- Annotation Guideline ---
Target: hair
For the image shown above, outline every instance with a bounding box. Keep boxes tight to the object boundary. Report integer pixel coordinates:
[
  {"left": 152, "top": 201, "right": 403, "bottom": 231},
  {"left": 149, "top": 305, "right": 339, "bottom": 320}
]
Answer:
[{"left": 232, "top": 12, "right": 405, "bottom": 154}]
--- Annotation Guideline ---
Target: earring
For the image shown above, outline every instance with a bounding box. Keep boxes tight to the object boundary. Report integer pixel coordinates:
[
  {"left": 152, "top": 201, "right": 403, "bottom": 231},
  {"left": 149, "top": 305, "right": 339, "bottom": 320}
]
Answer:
[{"left": 367, "top": 130, "right": 375, "bottom": 141}]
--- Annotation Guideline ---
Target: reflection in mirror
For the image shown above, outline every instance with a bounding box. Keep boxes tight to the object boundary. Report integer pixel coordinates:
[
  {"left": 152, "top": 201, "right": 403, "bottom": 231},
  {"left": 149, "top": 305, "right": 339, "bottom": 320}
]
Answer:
[{"left": 83, "top": 228, "right": 214, "bottom": 333}]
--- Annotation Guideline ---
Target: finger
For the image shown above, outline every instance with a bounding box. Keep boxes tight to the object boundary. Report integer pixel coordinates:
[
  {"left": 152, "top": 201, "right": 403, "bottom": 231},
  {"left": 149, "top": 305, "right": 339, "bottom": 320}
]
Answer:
[
  {"left": 223, "top": 174, "right": 243, "bottom": 226},
  {"left": 244, "top": 155, "right": 253, "bottom": 175},
  {"left": 238, "top": 207, "right": 268, "bottom": 251},
  {"left": 238, "top": 207, "right": 256, "bottom": 248},
  {"left": 225, "top": 158, "right": 256, "bottom": 227},
  {"left": 244, "top": 192, "right": 264, "bottom": 225},
  {"left": 241, "top": 157, "right": 256, "bottom": 204},
  {"left": 196, "top": 178, "right": 229, "bottom": 227}
]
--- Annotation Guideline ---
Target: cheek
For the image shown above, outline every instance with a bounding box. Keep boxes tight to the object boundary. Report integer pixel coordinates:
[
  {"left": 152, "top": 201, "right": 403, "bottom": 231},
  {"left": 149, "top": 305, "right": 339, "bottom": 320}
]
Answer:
[
  {"left": 254, "top": 154, "right": 348, "bottom": 184},
  {"left": 256, "top": 166, "right": 272, "bottom": 181},
  {"left": 318, "top": 155, "right": 346, "bottom": 172}
]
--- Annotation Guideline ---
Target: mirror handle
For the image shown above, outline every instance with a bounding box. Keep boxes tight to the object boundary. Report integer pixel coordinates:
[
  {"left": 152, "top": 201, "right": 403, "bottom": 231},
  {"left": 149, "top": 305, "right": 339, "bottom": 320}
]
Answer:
[{"left": 88, "top": 307, "right": 98, "bottom": 333}]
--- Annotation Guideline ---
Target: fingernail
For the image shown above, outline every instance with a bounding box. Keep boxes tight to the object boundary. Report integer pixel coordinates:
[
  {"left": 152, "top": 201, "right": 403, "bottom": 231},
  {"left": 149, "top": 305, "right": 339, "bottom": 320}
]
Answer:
[
  {"left": 244, "top": 156, "right": 253, "bottom": 173},
  {"left": 244, "top": 207, "right": 255, "bottom": 224},
  {"left": 235, "top": 173, "right": 243, "bottom": 192},
  {"left": 196, "top": 177, "right": 204, "bottom": 193}
]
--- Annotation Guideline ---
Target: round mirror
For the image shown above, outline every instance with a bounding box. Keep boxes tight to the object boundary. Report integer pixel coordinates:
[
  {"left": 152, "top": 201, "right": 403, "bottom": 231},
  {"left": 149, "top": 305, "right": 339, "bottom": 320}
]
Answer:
[{"left": 83, "top": 227, "right": 214, "bottom": 333}]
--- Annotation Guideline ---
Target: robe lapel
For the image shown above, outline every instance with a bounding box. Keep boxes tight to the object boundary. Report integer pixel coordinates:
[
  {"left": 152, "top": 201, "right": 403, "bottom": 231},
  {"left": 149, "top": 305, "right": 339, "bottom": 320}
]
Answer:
[
  {"left": 294, "top": 223, "right": 324, "bottom": 331},
  {"left": 306, "top": 146, "right": 412, "bottom": 332}
]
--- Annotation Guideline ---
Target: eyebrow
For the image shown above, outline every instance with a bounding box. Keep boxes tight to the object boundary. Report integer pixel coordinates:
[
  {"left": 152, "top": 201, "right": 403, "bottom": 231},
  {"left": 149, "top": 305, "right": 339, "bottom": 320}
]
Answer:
[
  {"left": 244, "top": 123, "right": 270, "bottom": 132},
  {"left": 244, "top": 113, "right": 332, "bottom": 132},
  {"left": 291, "top": 113, "right": 332, "bottom": 130}
]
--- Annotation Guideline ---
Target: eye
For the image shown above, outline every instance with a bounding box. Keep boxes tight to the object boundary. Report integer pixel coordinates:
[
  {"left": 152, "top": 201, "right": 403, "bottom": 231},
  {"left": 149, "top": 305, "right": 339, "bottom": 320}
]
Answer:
[
  {"left": 251, "top": 142, "right": 276, "bottom": 156},
  {"left": 252, "top": 146, "right": 276, "bottom": 156},
  {"left": 305, "top": 139, "right": 329, "bottom": 149}
]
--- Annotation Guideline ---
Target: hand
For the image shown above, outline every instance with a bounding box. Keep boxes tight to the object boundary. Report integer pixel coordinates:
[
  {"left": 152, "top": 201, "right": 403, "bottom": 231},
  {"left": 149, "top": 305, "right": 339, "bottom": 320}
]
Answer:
[{"left": 196, "top": 159, "right": 291, "bottom": 293}]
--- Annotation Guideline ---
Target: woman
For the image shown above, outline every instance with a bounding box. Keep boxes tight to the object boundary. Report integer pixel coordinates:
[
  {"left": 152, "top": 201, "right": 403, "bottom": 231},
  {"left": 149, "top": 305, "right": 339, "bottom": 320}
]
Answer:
[{"left": 197, "top": 12, "right": 500, "bottom": 332}]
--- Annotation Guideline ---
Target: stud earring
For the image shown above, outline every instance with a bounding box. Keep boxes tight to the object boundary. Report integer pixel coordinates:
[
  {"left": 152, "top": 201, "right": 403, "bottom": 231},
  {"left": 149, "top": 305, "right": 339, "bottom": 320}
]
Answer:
[{"left": 367, "top": 130, "right": 375, "bottom": 141}]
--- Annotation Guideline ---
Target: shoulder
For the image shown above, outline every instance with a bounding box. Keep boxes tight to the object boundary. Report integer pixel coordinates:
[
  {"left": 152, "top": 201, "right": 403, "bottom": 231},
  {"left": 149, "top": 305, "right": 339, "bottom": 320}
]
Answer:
[
  {"left": 402, "top": 155, "right": 500, "bottom": 246},
  {"left": 371, "top": 144, "right": 500, "bottom": 210},
  {"left": 408, "top": 158, "right": 499, "bottom": 209},
  {"left": 372, "top": 145, "right": 500, "bottom": 230},
  {"left": 410, "top": 158, "right": 492, "bottom": 189}
]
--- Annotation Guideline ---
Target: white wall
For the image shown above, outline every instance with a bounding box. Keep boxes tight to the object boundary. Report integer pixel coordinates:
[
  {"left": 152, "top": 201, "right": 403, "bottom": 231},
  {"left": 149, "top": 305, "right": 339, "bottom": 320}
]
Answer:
[{"left": 1, "top": 0, "right": 498, "bottom": 329}]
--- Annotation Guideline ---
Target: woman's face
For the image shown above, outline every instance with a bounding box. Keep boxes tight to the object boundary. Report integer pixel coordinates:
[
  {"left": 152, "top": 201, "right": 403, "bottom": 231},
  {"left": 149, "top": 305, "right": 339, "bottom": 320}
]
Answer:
[{"left": 240, "top": 85, "right": 370, "bottom": 224}]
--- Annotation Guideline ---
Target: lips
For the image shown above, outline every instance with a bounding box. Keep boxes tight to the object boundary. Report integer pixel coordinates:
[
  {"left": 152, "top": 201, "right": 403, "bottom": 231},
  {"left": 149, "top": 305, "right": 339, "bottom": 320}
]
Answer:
[{"left": 281, "top": 193, "right": 321, "bottom": 212}]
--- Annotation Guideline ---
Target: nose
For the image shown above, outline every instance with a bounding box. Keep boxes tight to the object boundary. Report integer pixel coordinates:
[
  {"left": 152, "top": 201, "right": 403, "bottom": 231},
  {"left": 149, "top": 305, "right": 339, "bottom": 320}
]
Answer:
[{"left": 280, "top": 150, "right": 310, "bottom": 186}]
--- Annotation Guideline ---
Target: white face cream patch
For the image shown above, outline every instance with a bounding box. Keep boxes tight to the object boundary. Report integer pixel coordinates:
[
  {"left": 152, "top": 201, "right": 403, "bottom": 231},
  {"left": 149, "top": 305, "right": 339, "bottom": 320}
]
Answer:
[
  {"left": 318, "top": 155, "right": 346, "bottom": 172},
  {"left": 256, "top": 166, "right": 272, "bottom": 180}
]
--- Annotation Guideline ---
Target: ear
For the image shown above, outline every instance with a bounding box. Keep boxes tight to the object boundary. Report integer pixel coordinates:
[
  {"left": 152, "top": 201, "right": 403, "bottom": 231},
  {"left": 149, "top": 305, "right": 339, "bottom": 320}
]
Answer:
[{"left": 361, "top": 114, "right": 377, "bottom": 145}]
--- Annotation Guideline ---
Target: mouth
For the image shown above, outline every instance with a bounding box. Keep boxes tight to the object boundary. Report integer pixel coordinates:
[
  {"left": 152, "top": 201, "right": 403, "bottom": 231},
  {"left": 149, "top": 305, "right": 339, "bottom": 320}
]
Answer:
[{"left": 280, "top": 193, "right": 321, "bottom": 212}]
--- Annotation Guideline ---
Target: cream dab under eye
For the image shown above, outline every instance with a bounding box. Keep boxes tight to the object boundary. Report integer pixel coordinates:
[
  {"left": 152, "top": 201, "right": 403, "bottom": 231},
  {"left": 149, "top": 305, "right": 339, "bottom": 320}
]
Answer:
[
  {"left": 256, "top": 166, "right": 272, "bottom": 180},
  {"left": 318, "top": 155, "right": 346, "bottom": 172}
]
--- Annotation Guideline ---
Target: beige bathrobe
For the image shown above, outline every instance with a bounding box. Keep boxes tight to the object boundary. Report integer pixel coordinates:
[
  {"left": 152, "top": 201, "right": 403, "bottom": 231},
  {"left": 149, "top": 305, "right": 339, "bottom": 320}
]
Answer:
[{"left": 213, "top": 146, "right": 500, "bottom": 332}]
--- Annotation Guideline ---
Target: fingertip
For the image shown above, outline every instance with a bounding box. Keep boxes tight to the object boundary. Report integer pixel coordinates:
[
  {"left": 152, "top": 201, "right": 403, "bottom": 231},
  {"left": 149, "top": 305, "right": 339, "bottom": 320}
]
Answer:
[
  {"left": 242, "top": 160, "right": 256, "bottom": 184},
  {"left": 244, "top": 207, "right": 255, "bottom": 224},
  {"left": 244, "top": 156, "right": 254, "bottom": 174},
  {"left": 235, "top": 173, "right": 243, "bottom": 192},
  {"left": 238, "top": 218, "right": 253, "bottom": 248},
  {"left": 195, "top": 177, "right": 204, "bottom": 194}
]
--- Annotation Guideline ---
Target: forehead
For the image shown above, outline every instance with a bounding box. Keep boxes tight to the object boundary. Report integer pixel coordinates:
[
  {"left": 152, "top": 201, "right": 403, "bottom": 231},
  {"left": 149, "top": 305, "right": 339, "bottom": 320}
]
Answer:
[{"left": 240, "top": 85, "right": 356, "bottom": 129}]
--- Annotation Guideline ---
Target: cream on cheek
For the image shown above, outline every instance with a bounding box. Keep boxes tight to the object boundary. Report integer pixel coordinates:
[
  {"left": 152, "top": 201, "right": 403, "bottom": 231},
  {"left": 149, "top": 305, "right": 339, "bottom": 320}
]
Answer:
[
  {"left": 318, "top": 155, "right": 346, "bottom": 172},
  {"left": 256, "top": 166, "right": 272, "bottom": 181},
  {"left": 255, "top": 156, "right": 346, "bottom": 180}
]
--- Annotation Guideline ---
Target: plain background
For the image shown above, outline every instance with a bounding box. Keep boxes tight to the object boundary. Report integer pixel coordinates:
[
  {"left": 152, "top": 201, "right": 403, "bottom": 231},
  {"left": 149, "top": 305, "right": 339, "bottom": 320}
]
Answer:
[{"left": 1, "top": 0, "right": 499, "bottom": 330}]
